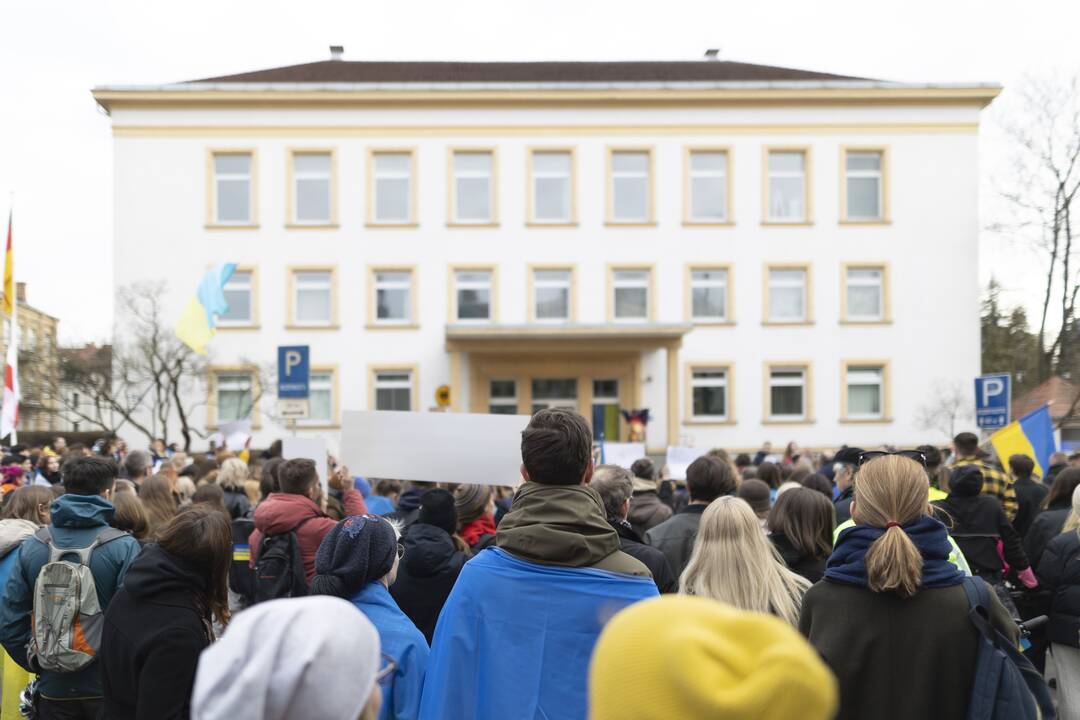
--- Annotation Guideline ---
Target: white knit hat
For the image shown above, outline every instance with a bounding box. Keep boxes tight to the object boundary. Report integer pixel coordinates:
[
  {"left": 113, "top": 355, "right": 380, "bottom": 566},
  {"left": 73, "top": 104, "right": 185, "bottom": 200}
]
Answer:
[{"left": 191, "top": 596, "right": 381, "bottom": 720}]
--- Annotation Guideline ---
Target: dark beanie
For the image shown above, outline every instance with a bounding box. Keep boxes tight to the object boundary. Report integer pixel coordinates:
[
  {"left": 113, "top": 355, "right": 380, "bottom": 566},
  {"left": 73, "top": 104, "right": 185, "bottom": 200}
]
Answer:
[
  {"left": 310, "top": 515, "right": 397, "bottom": 599},
  {"left": 454, "top": 484, "right": 492, "bottom": 527},
  {"left": 949, "top": 464, "right": 984, "bottom": 497},
  {"left": 418, "top": 489, "right": 457, "bottom": 535},
  {"left": 736, "top": 479, "right": 772, "bottom": 516}
]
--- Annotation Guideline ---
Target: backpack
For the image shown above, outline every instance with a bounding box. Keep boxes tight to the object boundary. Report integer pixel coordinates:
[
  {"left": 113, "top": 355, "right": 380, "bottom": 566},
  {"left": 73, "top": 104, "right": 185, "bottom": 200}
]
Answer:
[
  {"left": 252, "top": 516, "right": 315, "bottom": 604},
  {"left": 962, "top": 577, "right": 1055, "bottom": 720},
  {"left": 27, "top": 526, "right": 127, "bottom": 673},
  {"left": 229, "top": 517, "right": 256, "bottom": 606}
]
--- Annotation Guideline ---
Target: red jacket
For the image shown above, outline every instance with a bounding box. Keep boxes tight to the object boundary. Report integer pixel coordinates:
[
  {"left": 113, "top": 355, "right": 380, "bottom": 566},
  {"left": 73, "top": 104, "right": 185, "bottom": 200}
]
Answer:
[{"left": 248, "top": 490, "right": 367, "bottom": 581}]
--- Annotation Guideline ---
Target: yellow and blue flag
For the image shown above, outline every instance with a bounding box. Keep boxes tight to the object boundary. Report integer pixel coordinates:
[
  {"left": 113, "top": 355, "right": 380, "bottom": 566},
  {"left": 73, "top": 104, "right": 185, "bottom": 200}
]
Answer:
[
  {"left": 175, "top": 263, "right": 237, "bottom": 354},
  {"left": 990, "top": 404, "right": 1056, "bottom": 477}
]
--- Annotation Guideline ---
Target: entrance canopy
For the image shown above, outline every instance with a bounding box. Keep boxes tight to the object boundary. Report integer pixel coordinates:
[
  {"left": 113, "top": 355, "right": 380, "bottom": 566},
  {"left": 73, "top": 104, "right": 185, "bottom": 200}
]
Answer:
[{"left": 445, "top": 323, "right": 692, "bottom": 353}]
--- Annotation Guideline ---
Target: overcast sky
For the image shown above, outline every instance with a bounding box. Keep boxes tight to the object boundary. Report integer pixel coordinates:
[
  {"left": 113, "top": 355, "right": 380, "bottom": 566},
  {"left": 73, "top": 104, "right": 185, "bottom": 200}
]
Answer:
[{"left": 1, "top": 0, "right": 1077, "bottom": 343}]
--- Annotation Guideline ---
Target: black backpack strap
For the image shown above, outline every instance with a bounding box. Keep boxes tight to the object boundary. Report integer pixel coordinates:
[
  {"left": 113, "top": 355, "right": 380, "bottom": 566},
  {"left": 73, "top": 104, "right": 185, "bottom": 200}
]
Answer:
[{"left": 961, "top": 577, "right": 995, "bottom": 634}]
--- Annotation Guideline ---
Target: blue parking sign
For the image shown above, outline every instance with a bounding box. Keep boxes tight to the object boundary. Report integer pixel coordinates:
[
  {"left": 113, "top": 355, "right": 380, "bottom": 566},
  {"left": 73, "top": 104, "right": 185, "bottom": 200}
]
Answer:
[
  {"left": 974, "top": 373, "right": 1010, "bottom": 430},
  {"left": 277, "top": 346, "right": 310, "bottom": 399}
]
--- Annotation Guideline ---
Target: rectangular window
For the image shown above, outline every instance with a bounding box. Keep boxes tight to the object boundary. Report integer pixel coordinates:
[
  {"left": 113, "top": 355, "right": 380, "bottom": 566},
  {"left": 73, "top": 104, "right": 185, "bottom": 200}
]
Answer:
[
  {"left": 304, "top": 371, "right": 334, "bottom": 425},
  {"left": 292, "top": 152, "right": 332, "bottom": 224},
  {"left": 292, "top": 270, "right": 333, "bottom": 326},
  {"left": 766, "top": 150, "right": 808, "bottom": 223},
  {"left": 533, "top": 269, "right": 572, "bottom": 322},
  {"left": 769, "top": 368, "right": 807, "bottom": 420},
  {"left": 374, "top": 371, "right": 413, "bottom": 411},
  {"left": 690, "top": 268, "right": 729, "bottom": 322},
  {"left": 530, "top": 151, "right": 573, "bottom": 223},
  {"left": 845, "top": 266, "right": 885, "bottom": 321},
  {"left": 846, "top": 365, "right": 884, "bottom": 419},
  {"left": 688, "top": 150, "right": 729, "bottom": 222},
  {"left": 372, "top": 152, "right": 413, "bottom": 224},
  {"left": 844, "top": 150, "right": 884, "bottom": 221},
  {"left": 216, "top": 373, "right": 253, "bottom": 423},
  {"left": 612, "top": 269, "right": 650, "bottom": 321},
  {"left": 489, "top": 379, "right": 518, "bottom": 415},
  {"left": 212, "top": 153, "right": 253, "bottom": 224},
  {"left": 592, "top": 379, "right": 620, "bottom": 441},
  {"left": 691, "top": 369, "right": 728, "bottom": 420},
  {"left": 609, "top": 150, "right": 652, "bottom": 223},
  {"left": 452, "top": 150, "right": 495, "bottom": 223},
  {"left": 219, "top": 270, "right": 254, "bottom": 326},
  {"left": 374, "top": 270, "right": 413, "bottom": 325},
  {"left": 531, "top": 378, "right": 578, "bottom": 414},
  {"left": 767, "top": 267, "right": 808, "bottom": 323},
  {"left": 453, "top": 270, "right": 493, "bottom": 322}
]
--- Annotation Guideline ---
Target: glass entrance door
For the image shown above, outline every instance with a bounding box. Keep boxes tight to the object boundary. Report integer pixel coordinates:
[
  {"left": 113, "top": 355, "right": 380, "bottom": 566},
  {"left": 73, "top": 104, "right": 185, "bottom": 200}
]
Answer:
[
  {"left": 591, "top": 379, "right": 620, "bottom": 442},
  {"left": 531, "top": 378, "right": 578, "bottom": 413}
]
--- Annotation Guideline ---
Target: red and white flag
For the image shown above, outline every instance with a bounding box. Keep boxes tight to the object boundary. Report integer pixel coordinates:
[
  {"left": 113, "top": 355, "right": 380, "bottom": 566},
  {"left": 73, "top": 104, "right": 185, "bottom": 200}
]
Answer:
[{"left": 1, "top": 212, "right": 18, "bottom": 441}]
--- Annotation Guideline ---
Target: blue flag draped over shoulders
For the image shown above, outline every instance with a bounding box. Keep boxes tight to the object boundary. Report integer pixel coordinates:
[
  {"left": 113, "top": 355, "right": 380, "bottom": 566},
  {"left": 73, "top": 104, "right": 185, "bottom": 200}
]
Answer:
[{"left": 418, "top": 547, "right": 658, "bottom": 720}]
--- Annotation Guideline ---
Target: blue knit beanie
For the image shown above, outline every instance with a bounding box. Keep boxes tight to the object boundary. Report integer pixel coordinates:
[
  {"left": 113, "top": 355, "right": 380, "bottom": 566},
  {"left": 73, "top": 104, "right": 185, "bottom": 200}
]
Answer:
[{"left": 311, "top": 515, "right": 397, "bottom": 598}]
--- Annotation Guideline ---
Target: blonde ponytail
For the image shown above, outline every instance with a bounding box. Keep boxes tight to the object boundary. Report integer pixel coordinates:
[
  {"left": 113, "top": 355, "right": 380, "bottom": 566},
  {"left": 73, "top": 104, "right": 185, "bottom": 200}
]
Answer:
[
  {"left": 864, "top": 525, "right": 923, "bottom": 598},
  {"left": 852, "top": 456, "right": 931, "bottom": 598}
]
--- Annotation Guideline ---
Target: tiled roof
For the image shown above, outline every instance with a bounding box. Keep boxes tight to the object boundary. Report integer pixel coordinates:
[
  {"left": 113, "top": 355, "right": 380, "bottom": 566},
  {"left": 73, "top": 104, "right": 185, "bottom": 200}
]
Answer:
[{"left": 1013, "top": 376, "right": 1079, "bottom": 420}]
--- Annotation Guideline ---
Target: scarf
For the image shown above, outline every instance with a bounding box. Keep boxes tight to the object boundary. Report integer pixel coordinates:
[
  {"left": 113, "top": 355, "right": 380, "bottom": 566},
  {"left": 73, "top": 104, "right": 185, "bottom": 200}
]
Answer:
[
  {"left": 825, "top": 515, "right": 964, "bottom": 590},
  {"left": 461, "top": 514, "right": 496, "bottom": 547}
]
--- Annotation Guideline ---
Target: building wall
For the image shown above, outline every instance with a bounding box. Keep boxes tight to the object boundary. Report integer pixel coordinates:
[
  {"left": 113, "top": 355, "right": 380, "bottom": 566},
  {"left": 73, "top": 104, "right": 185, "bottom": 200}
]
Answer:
[
  {"left": 109, "top": 100, "right": 983, "bottom": 451},
  {"left": 0, "top": 302, "right": 60, "bottom": 434}
]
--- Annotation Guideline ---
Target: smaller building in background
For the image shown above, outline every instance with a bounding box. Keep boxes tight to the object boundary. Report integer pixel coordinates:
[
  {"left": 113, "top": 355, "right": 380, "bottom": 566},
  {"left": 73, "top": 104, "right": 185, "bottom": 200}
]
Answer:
[
  {"left": 0, "top": 283, "right": 60, "bottom": 433},
  {"left": 58, "top": 343, "right": 113, "bottom": 433},
  {"left": 1013, "top": 376, "right": 1080, "bottom": 451}
]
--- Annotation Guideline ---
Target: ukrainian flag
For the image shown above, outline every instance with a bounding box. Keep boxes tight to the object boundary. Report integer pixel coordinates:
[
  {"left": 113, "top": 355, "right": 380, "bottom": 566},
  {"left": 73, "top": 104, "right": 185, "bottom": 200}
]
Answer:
[
  {"left": 990, "top": 404, "right": 1056, "bottom": 477},
  {"left": 175, "top": 263, "right": 237, "bottom": 354}
]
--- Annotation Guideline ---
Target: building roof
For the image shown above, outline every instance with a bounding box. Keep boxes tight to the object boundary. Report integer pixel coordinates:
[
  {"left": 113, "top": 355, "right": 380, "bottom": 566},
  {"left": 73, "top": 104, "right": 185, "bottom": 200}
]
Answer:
[
  {"left": 1013, "top": 376, "right": 1079, "bottom": 421},
  {"left": 191, "top": 59, "right": 869, "bottom": 85}
]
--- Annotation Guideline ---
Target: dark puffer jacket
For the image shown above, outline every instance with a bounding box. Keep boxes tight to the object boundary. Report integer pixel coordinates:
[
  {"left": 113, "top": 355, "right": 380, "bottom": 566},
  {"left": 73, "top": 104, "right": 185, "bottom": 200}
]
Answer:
[
  {"left": 1024, "top": 505, "right": 1070, "bottom": 569},
  {"left": 390, "top": 522, "right": 467, "bottom": 644},
  {"left": 1037, "top": 528, "right": 1080, "bottom": 648},
  {"left": 222, "top": 487, "right": 251, "bottom": 520},
  {"left": 769, "top": 532, "right": 827, "bottom": 583},
  {"left": 100, "top": 543, "right": 212, "bottom": 720}
]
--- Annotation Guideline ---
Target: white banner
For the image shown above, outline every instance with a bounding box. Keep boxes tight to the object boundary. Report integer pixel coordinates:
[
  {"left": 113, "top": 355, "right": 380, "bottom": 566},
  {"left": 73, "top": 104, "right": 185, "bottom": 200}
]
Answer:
[
  {"left": 665, "top": 446, "right": 708, "bottom": 480},
  {"left": 340, "top": 410, "right": 530, "bottom": 487},
  {"left": 600, "top": 442, "right": 646, "bottom": 470},
  {"left": 282, "top": 436, "right": 329, "bottom": 496}
]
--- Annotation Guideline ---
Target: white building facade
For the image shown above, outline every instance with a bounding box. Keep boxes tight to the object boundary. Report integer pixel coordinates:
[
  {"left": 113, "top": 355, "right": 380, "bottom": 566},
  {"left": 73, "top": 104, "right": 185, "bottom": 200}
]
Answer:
[{"left": 94, "top": 56, "right": 998, "bottom": 453}]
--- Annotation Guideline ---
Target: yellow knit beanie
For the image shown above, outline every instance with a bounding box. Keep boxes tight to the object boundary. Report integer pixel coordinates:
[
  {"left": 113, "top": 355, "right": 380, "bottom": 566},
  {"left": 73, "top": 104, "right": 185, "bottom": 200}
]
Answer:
[{"left": 589, "top": 595, "right": 837, "bottom": 720}]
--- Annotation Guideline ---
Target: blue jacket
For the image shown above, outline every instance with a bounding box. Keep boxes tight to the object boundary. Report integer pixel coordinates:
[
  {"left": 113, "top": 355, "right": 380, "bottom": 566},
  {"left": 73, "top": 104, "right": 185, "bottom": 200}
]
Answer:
[
  {"left": 351, "top": 581, "right": 428, "bottom": 720},
  {"left": 366, "top": 496, "right": 396, "bottom": 516},
  {"left": 418, "top": 548, "right": 658, "bottom": 720},
  {"left": 0, "top": 494, "right": 141, "bottom": 700}
]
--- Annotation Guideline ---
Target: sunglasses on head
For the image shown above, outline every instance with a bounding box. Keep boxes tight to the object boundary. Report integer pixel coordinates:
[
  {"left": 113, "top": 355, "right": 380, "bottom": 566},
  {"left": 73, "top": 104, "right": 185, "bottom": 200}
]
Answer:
[{"left": 857, "top": 450, "right": 928, "bottom": 468}]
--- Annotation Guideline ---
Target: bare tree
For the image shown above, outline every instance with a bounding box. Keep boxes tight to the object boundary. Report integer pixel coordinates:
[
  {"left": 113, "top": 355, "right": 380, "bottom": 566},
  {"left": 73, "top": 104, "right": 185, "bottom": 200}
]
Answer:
[
  {"left": 916, "top": 379, "right": 973, "bottom": 441},
  {"left": 991, "top": 72, "right": 1080, "bottom": 382}
]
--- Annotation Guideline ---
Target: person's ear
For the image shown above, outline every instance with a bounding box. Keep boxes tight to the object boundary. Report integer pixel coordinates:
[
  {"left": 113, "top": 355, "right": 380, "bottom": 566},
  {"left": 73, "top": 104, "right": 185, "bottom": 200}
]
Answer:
[
  {"left": 581, "top": 459, "right": 594, "bottom": 486},
  {"left": 519, "top": 464, "right": 530, "bottom": 483},
  {"left": 620, "top": 498, "right": 631, "bottom": 517},
  {"left": 849, "top": 500, "right": 858, "bottom": 523}
]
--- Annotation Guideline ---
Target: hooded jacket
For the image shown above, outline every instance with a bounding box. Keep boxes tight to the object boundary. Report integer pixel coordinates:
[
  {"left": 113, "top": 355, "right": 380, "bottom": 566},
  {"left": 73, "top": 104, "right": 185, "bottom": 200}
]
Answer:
[
  {"left": 609, "top": 519, "right": 677, "bottom": 593},
  {"left": 390, "top": 523, "right": 467, "bottom": 644},
  {"left": 1037, "top": 529, "right": 1080, "bottom": 648},
  {"left": 222, "top": 487, "right": 252, "bottom": 521},
  {"left": 644, "top": 504, "right": 708, "bottom": 578},
  {"left": 495, "top": 483, "right": 649, "bottom": 577},
  {"left": 101, "top": 543, "right": 212, "bottom": 720},
  {"left": 627, "top": 479, "right": 673, "bottom": 537},
  {"left": 385, "top": 489, "right": 423, "bottom": 528},
  {"left": 932, "top": 466, "right": 1029, "bottom": 578},
  {"left": 1025, "top": 504, "right": 1071, "bottom": 568},
  {"left": 248, "top": 489, "right": 365, "bottom": 582},
  {"left": 0, "top": 518, "right": 38, "bottom": 589},
  {"left": 0, "top": 494, "right": 141, "bottom": 699}
]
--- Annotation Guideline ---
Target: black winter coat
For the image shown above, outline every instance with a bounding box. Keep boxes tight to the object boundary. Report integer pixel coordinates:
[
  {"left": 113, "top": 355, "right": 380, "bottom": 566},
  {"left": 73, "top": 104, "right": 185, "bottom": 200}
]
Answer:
[
  {"left": 385, "top": 489, "right": 422, "bottom": 529},
  {"left": 610, "top": 519, "right": 678, "bottom": 593},
  {"left": 1012, "top": 477, "right": 1049, "bottom": 539},
  {"left": 1025, "top": 505, "right": 1070, "bottom": 569},
  {"left": 390, "top": 522, "right": 466, "bottom": 644},
  {"left": 769, "top": 532, "right": 827, "bottom": 583},
  {"left": 834, "top": 486, "right": 854, "bottom": 525},
  {"left": 933, "top": 470, "right": 1029, "bottom": 578},
  {"left": 1037, "top": 529, "right": 1080, "bottom": 647},
  {"left": 222, "top": 487, "right": 252, "bottom": 520},
  {"left": 100, "top": 544, "right": 212, "bottom": 720}
]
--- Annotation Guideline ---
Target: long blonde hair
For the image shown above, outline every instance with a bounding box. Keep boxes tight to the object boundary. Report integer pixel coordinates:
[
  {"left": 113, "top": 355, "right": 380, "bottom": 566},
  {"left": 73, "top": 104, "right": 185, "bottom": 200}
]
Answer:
[
  {"left": 851, "top": 455, "right": 930, "bottom": 598},
  {"left": 679, "top": 496, "right": 810, "bottom": 626},
  {"left": 1063, "top": 484, "right": 1080, "bottom": 535}
]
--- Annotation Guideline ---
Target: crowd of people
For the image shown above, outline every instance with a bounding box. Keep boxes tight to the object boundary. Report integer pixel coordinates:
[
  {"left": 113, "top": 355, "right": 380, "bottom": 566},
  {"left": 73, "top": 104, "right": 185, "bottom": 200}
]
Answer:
[{"left": 0, "top": 420, "right": 1075, "bottom": 718}]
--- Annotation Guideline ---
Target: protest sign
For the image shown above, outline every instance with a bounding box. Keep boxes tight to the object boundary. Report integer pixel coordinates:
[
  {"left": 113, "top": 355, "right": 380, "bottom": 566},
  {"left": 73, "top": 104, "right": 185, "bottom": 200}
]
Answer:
[
  {"left": 283, "top": 436, "right": 329, "bottom": 496},
  {"left": 340, "top": 410, "right": 530, "bottom": 487},
  {"left": 665, "top": 446, "right": 708, "bottom": 480},
  {"left": 601, "top": 442, "right": 645, "bottom": 470},
  {"left": 220, "top": 420, "right": 252, "bottom": 453}
]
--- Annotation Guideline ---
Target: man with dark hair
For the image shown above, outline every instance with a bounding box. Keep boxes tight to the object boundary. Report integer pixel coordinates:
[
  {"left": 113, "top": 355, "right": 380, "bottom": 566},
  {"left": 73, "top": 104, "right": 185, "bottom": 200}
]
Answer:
[
  {"left": 626, "top": 456, "right": 672, "bottom": 536},
  {"left": 0, "top": 456, "right": 141, "bottom": 720},
  {"left": 248, "top": 458, "right": 366, "bottom": 582},
  {"left": 952, "top": 431, "right": 1017, "bottom": 521},
  {"left": 122, "top": 450, "right": 152, "bottom": 485},
  {"left": 645, "top": 455, "right": 736, "bottom": 576},
  {"left": 1045, "top": 451, "right": 1069, "bottom": 486},
  {"left": 591, "top": 464, "right": 677, "bottom": 593},
  {"left": 420, "top": 409, "right": 656, "bottom": 720},
  {"left": 1008, "top": 453, "right": 1047, "bottom": 537}
]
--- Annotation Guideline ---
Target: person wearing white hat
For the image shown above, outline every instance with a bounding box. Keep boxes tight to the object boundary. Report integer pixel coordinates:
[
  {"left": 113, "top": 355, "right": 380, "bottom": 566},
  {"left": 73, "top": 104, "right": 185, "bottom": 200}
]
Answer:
[{"left": 191, "top": 596, "right": 384, "bottom": 720}]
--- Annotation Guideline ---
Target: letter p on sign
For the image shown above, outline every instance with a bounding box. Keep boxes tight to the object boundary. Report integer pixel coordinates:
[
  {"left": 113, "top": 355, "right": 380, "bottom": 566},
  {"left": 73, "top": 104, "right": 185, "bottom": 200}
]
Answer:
[
  {"left": 982, "top": 377, "right": 1004, "bottom": 406},
  {"left": 285, "top": 350, "right": 302, "bottom": 375}
]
